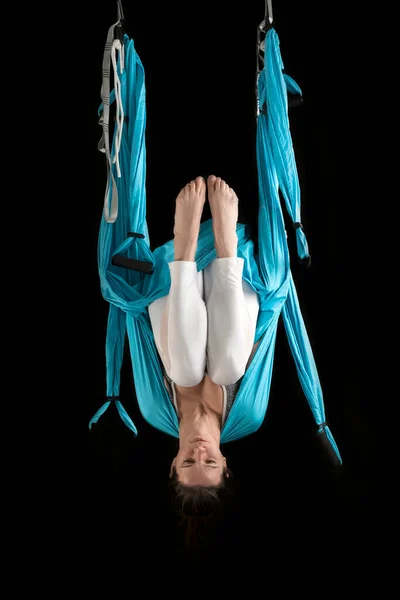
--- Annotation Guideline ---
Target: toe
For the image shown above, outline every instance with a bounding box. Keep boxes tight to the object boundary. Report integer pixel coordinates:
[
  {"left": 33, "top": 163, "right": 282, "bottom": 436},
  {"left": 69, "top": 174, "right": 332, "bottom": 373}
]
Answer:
[
  {"left": 208, "top": 174, "right": 217, "bottom": 187},
  {"left": 195, "top": 176, "right": 205, "bottom": 190}
]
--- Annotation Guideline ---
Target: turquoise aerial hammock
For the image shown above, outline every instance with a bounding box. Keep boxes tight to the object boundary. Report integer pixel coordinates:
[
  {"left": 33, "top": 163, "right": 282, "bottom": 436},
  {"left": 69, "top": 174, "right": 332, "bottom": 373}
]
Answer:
[{"left": 90, "top": 1, "right": 342, "bottom": 466}]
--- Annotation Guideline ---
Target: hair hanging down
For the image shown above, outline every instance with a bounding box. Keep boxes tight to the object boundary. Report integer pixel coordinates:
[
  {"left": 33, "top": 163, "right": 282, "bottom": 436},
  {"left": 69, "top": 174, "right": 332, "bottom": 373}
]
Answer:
[{"left": 168, "top": 466, "right": 237, "bottom": 550}]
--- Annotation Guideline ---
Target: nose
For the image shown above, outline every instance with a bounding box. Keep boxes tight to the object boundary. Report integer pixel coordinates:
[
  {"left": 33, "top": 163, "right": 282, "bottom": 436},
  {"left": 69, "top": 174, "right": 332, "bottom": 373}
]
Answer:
[{"left": 193, "top": 446, "right": 207, "bottom": 458}]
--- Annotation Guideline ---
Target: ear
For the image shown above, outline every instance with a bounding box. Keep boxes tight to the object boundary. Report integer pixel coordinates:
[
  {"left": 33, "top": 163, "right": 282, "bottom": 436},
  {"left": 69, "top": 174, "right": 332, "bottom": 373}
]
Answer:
[
  {"left": 222, "top": 456, "right": 229, "bottom": 478},
  {"left": 169, "top": 457, "right": 177, "bottom": 478}
]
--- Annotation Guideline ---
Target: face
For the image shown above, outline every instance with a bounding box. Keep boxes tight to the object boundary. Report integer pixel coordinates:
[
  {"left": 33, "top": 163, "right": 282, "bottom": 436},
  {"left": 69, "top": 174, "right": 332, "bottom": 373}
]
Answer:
[{"left": 170, "top": 439, "right": 228, "bottom": 487}]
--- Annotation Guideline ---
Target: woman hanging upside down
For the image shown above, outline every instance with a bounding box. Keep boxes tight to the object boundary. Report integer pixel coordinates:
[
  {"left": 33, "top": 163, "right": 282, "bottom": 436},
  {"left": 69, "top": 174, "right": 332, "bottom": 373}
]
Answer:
[{"left": 148, "top": 175, "right": 261, "bottom": 535}]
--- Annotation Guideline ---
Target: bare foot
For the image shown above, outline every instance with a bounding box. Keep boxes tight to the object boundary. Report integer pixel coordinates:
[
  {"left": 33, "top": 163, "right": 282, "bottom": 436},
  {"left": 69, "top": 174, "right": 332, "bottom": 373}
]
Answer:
[
  {"left": 173, "top": 176, "right": 206, "bottom": 261},
  {"left": 207, "top": 175, "right": 239, "bottom": 257}
]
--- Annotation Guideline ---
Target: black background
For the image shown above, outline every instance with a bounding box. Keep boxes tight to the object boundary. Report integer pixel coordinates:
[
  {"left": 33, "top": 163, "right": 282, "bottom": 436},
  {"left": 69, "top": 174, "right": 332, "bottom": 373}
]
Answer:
[{"left": 84, "top": 0, "right": 377, "bottom": 572}]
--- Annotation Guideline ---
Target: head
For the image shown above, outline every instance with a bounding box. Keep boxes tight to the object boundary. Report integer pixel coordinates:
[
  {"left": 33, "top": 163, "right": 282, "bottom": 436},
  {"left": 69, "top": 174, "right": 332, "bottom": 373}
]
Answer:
[
  {"left": 168, "top": 438, "right": 235, "bottom": 550},
  {"left": 169, "top": 438, "right": 228, "bottom": 486}
]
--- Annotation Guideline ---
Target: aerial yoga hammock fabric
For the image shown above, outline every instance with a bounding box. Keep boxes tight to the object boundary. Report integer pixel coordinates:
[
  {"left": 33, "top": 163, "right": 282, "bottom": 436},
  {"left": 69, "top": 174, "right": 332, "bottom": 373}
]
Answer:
[{"left": 89, "top": 13, "right": 342, "bottom": 466}]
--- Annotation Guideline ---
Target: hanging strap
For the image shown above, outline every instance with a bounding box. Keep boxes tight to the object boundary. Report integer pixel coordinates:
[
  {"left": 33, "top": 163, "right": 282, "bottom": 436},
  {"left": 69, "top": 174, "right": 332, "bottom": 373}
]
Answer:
[{"left": 97, "top": 20, "right": 126, "bottom": 223}]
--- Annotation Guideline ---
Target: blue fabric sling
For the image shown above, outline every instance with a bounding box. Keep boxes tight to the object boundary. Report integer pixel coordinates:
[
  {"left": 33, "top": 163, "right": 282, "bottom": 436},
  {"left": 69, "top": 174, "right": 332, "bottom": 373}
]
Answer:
[{"left": 90, "top": 23, "right": 342, "bottom": 465}]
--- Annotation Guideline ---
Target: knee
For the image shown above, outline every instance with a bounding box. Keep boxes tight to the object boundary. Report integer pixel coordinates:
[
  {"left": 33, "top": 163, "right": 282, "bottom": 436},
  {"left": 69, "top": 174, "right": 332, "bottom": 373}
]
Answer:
[
  {"left": 169, "top": 368, "right": 205, "bottom": 388},
  {"left": 208, "top": 360, "right": 246, "bottom": 386}
]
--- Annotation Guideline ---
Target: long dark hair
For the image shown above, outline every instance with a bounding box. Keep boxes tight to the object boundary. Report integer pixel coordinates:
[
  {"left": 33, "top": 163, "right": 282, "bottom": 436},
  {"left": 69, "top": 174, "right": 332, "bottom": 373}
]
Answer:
[{"left": 167, "top": 465, "right": 236, "bottom": 550}]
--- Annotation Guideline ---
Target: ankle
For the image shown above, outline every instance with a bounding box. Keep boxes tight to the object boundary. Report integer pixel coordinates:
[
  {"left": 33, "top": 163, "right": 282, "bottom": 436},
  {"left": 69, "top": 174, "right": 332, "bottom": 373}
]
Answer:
[
  {"left": 174, "top": 234, "right": 198, "bottom": 262},
  {"left": 214, "top": 233, "right": 238, "bottom": 258}
]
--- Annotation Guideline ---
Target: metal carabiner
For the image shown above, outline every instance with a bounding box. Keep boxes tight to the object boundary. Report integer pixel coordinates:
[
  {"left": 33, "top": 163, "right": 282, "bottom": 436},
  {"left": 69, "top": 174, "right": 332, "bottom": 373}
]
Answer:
[
  {"left": 114, "top": 0, "right": 126, "bottom": 44},
  {"left": 255, "top": 1, "right": 275, "bottom": 117}
]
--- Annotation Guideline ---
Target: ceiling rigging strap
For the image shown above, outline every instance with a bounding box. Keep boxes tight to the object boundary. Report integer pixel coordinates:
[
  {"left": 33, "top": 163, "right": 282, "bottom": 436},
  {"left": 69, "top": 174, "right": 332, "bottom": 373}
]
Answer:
[
  {"left": 265, "top": 0, "right": 273, "bottom": 25},
  {"left": 256, "top": 1, "right": 274, "bottom": 116}
]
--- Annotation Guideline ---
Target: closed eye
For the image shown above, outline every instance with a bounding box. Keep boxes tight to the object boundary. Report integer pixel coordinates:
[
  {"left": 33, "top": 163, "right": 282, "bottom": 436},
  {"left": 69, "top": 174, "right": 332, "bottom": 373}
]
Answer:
[
  {"left": 181, "top": 460, "right": 219, "bottom": 468},
  {"left": 183, "top": 459, "right": 216, "bottom": 464}
]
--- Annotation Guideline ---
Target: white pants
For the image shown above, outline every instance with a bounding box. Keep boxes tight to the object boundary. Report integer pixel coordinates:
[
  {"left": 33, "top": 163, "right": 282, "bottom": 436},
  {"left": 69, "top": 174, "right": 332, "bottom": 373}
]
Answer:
[{"left": 148, "top": 257, "right": 260, "bottom": 387}]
